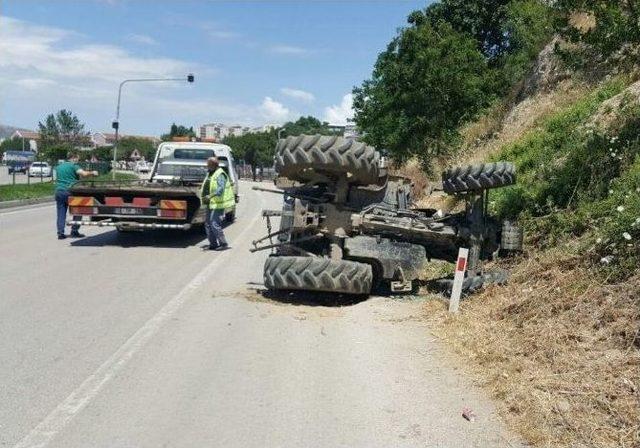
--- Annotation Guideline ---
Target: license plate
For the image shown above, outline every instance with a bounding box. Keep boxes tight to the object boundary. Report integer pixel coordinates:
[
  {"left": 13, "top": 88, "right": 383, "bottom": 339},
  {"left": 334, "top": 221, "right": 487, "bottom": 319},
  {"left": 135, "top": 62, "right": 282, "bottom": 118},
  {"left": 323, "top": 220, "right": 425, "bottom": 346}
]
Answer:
[{"left": 118, "top": 208, "right": 143, "bottom": 215}]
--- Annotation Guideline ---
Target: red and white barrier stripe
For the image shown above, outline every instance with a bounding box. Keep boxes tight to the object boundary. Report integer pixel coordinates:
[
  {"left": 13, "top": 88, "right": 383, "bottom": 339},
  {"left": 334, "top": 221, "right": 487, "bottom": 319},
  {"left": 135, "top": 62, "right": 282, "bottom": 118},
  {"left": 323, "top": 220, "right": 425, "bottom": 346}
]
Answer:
[{"left": 449, "top": 247, "right": 469, "bottom": 313}]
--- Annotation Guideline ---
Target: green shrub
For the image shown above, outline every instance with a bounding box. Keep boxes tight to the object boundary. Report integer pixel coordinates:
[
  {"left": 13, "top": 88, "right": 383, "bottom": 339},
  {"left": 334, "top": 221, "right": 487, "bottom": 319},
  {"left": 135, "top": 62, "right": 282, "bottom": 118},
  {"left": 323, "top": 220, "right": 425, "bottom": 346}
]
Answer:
[
  {"left": 491, "top": 78, "right": 627, "bottom": 218},
  {"left": 489, "top": 77, "right": 640, "bottom": 279}
]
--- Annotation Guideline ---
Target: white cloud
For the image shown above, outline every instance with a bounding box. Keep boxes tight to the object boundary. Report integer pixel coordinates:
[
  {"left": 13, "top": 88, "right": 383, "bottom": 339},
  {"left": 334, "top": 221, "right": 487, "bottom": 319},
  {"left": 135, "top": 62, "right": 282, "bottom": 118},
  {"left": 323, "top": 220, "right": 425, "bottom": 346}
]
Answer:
[
  {"left": 13, "top": 78, "right": 57, "bottom": 90},
  {"left": 0, "top": 16, "right": 198, "bottom": 84},
  {"left": 127, "top": 33, "right": 157, "bottom": 45},
  {"left": 259, "top": 97, "right": 291, "bottom": 123},
  {"left": 280, "top": 88, "right": 315, "bottom": 103},
  {"left": 324, "top": 93, "right": 354, "bottom": 126},
  {"left": 268, "top": 45, "right": 309, "bottom": 56},
  {"left": 0, "top": 15, "right": 295, "bottom": 134},
  {"left": 165, "top": 16, "right": 240, "bottom": 40}
]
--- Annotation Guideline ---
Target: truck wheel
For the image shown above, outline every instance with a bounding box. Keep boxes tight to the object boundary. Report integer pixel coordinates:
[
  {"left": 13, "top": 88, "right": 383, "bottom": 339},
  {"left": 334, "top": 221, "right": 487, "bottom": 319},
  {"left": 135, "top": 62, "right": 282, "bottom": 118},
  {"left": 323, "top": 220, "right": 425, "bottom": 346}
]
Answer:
[
  {"left": 274, "top": 134, "right": 380, "bottom": 184},
  {"left": 442, "top": 162, "right": 515, "bottom": 194},
  {"left": 264, "top": 256, "right": 373, "bottom": 295}
]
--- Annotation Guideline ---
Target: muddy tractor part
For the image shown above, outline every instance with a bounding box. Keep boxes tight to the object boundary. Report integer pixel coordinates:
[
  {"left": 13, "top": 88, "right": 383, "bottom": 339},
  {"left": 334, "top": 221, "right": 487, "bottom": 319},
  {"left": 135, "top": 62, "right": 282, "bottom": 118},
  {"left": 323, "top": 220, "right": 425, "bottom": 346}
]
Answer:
[{"left": 252, "top": 134, "right": 521, "bottom": 296}]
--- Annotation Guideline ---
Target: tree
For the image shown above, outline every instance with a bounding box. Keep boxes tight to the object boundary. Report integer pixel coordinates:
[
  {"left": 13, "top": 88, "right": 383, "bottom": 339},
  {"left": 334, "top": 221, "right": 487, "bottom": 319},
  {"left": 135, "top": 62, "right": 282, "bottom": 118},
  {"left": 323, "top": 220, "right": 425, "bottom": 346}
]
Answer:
[
  {"left": 161, "top": 123, "right": 196, "bottom": 141},
  {"left": 280, "top": 116, "right": 336, "bottom": 137},
  {"left": 38, "top": 109, "right": 90, "bottom": 150},
  {"left": 353, "top": 20, "right": 495, "bottom": 164},
  {"left": 557, "top": 0, "right": 640, "bottom": 57},
  {"left": 223, "top": 131, "right": 277, "bottom": 180},
  {"left": 352, "top": 0, "right": 554, "bottom": 166},
  {"left": 0, "top": 137, "right": 30, "bottom": 154},
  {"left": 423, "top": 0, "right": 513, "bottom": 61}
]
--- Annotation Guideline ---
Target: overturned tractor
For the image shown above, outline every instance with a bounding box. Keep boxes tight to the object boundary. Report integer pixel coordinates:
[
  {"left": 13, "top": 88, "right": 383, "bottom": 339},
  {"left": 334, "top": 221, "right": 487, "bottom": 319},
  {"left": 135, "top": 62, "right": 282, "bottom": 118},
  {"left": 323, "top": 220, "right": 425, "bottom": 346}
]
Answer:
[{"left": 251, "top": 134, "right": 522, "bottom": 296}]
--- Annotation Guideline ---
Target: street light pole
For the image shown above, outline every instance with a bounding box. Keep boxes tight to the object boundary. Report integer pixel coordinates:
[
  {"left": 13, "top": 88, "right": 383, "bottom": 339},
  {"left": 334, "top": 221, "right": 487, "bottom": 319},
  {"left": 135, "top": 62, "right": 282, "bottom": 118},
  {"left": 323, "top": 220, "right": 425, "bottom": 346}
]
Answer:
[{"left": 112, "top": 74, "right": 194, "bottom": 179}]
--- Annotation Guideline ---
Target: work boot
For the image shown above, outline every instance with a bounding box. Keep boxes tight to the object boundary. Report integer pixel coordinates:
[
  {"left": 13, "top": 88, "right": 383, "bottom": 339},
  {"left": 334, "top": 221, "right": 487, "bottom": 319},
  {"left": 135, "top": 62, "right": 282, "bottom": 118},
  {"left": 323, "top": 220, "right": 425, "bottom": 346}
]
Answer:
[
  {"left": 207, "top": 243, "right": 219, "bottom": 250},
  {"left": 70, "top": 231, "right": 85, "bottom": 238},
  {"left": 57, "top": 234, "right": 67, "bottom": 240},
  {"left": 215, "top": 243, "right": 230, "bottom": 251}
]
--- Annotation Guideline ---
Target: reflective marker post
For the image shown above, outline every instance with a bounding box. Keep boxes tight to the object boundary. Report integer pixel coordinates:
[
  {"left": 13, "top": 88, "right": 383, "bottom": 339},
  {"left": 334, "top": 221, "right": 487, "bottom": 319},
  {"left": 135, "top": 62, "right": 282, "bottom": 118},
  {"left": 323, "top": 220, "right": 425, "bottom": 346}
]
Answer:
[{"left": 449, "top": 247, "right": 469, "bottom": 313}]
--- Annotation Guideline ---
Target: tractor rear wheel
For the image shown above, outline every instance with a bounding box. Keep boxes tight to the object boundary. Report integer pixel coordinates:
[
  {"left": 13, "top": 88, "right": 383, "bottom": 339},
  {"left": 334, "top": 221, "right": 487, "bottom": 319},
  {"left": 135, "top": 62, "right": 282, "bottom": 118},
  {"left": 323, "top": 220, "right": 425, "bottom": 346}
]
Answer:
[
  {"left": 264, "top": 256, "right": 373, "bottom": 295},
  {"left": 274, "top": 134, "right": 380, "bottom": 185}
]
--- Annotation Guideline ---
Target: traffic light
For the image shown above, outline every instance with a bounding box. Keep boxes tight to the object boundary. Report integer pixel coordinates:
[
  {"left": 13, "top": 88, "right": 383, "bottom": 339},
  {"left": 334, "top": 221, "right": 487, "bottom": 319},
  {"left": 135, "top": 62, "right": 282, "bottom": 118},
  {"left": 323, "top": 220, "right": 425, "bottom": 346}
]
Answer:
[{"left": 187, "top": 74, "right": 194, "bottom": 83}]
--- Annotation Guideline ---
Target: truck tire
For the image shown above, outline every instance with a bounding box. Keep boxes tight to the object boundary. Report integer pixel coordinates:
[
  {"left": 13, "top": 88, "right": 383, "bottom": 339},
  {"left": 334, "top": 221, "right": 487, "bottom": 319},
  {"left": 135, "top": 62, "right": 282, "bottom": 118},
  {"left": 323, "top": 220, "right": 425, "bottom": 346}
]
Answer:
[
  {"left": 264, "top": 256, "right": 373, "bottom": 295},
  {"left": 442, "top": 162, "right": 515, "bottom": 194},
  {"left": 274, "top": 134, "right": 380, "bottom": 184}
]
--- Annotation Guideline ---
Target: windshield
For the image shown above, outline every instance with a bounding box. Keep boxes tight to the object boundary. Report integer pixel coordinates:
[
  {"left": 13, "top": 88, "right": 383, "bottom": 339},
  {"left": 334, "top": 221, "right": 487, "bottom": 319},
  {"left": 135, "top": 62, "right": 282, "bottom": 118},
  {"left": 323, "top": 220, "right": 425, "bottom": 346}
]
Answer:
[
  {"left": 156, "top": 163, "right": 208, "bottom": 181},
  {"left": 32, "top": 162, "right": 46, "bottom": 167},
  {"left": 173, "top": 148, "right": 215, "bottom": 160}
]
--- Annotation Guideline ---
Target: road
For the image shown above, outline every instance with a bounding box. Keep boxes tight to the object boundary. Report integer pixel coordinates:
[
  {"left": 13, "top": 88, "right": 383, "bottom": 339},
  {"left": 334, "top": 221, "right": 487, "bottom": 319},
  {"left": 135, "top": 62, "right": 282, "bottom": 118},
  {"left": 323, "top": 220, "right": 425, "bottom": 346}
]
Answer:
[{"left": 0, "top": 180, "right": 520, "bottom": 448}]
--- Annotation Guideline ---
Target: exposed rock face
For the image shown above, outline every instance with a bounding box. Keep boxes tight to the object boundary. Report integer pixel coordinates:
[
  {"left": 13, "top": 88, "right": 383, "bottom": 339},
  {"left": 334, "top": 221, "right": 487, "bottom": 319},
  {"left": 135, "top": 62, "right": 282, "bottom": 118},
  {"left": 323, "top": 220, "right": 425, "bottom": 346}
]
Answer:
[
  {"left": 587, "top": 80, "right": 640, "bottom": 131},
  {"left": 521, "top": 36, "right": 572, "bottom": 98}
]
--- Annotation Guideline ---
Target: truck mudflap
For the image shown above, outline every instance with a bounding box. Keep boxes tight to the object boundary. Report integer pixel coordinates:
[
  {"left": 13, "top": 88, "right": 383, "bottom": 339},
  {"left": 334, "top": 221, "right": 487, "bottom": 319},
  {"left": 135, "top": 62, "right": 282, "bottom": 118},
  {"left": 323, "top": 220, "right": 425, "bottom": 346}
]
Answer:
[{"left": 66, "top": 219, "right": 192, "bottom": 230}]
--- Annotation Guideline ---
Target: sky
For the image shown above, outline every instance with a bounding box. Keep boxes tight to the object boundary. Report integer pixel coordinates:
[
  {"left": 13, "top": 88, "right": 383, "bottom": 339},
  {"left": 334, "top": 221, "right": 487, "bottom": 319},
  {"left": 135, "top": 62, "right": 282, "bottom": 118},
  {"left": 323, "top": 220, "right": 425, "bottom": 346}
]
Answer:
[{"left": 0, "top": 0, "right": 429, "bottom": 137}]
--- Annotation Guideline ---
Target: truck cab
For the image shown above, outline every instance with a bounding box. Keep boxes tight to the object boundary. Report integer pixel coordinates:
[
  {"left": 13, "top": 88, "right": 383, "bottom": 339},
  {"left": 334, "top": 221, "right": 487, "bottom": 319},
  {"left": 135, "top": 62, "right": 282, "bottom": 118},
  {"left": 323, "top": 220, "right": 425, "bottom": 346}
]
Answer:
[{"left": 151, "top": 141, "right": 239, "bottom": 205}]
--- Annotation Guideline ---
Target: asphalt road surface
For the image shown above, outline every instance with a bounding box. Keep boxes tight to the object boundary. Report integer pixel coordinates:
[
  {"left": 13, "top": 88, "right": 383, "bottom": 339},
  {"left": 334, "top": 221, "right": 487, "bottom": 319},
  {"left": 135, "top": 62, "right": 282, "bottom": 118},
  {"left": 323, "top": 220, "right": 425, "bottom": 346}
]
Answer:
[{"left": 0, "top": 180, "right": 520, "bottom": 448}]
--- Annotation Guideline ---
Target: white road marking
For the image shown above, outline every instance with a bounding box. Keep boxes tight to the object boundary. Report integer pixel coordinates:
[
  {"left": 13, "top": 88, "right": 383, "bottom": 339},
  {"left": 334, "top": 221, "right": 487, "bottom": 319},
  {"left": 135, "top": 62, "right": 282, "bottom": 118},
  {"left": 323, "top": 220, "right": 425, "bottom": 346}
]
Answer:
[{"left": 13, "top": 195, "right": 264, "bottom": 448}]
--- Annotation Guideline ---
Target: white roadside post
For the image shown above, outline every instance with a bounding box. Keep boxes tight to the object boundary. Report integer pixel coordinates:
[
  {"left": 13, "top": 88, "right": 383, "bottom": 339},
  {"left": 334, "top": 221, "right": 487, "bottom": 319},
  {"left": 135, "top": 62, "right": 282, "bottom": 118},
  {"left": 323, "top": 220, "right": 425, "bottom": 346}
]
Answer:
[{"left": 449, "top": 247, "right": 469, "bottom": 313}]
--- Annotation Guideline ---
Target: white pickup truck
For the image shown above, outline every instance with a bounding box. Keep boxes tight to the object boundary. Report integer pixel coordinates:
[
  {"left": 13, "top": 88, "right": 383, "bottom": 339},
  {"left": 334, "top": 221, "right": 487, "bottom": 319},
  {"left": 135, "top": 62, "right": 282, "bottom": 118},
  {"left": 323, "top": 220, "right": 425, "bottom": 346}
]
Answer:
[{"left": 67, "top": 141, "right": 239, "bottom": 231}]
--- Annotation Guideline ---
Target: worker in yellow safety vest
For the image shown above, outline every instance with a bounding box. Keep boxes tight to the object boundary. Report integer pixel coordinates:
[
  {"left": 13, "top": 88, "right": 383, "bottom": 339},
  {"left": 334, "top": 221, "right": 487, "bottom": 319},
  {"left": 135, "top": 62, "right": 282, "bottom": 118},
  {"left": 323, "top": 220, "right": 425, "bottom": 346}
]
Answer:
[{"left": 201, "top": 157, "right": 234, "bottom": 250}]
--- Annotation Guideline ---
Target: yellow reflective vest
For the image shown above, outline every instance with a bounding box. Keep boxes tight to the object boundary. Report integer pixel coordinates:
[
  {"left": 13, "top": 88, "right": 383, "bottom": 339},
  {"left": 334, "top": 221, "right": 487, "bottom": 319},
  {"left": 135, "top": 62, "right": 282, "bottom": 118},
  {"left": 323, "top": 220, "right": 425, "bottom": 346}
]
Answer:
[{"left": 201, "top": 168, "right": 234, "bottom": 210}]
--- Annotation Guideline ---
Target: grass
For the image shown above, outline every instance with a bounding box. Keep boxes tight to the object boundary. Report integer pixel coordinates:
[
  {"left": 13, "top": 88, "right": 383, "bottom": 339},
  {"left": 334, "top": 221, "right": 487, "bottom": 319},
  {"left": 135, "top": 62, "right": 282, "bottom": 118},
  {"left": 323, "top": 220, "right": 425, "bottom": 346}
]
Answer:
[
  {"left": 0, "top": 181, "right": 55, "bottom": 202},
  {"left": 489, "top": 76, "right": 640, "bottom": 279},
  {"left": 414, "top": 75, "right": 640, "bottom": 447},
  {"left": 0, "top": 172, "right": 139, "bottom": 202},
  {"left": 425, "top": 248, "right": 639, "bottom": 448}
]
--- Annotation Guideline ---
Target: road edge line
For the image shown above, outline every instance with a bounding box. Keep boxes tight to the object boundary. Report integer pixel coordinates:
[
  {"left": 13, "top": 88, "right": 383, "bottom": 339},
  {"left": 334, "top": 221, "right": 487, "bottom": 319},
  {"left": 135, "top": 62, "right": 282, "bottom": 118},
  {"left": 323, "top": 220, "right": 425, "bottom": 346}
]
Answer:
[{"left": 13, "top": 192, "right": 265, "bottom": 448}]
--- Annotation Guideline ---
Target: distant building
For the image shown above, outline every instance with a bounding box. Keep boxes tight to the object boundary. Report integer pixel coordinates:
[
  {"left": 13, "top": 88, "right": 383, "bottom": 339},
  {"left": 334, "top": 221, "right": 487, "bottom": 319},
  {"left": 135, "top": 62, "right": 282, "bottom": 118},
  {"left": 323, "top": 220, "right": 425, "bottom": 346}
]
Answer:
[
  {"left": 196, "top": 123, "right": 276, "bottom": 141},
  {"left": 91, "top": 132, "right": 160, "bottom": 148},
  {"left": 10, "top": 130, "right": 40, "bottom": 152}
]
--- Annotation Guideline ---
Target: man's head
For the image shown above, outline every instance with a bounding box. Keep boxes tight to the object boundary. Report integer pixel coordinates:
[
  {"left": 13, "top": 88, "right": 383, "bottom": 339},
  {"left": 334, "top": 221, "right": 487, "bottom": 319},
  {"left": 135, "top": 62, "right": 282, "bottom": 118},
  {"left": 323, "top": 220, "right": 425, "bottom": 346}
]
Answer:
[
  {"left": 67, "top": 151, "right": 79, "bottom": 162},
  {"left": 206, "top": 157, "right": 219, "bottom": 172}
]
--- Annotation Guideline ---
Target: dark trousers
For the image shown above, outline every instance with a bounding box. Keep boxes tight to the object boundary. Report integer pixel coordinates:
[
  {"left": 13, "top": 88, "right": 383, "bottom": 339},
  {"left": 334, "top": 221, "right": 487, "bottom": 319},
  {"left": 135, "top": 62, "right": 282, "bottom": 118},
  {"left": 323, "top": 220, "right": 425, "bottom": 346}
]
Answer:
[
  {"left": 55, "top": 190, "right": 79, "bottom": 235},
  {"left": 205, "top": 208, "right": 227, "bottom": 247}
]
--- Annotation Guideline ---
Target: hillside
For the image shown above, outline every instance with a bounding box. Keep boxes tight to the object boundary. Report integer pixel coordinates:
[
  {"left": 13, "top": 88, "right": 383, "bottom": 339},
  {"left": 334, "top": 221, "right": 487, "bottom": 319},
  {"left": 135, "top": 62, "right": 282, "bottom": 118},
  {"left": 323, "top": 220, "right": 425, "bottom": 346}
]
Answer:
[
  {"left": 413, "top": 48, "right": 640, "bottom": 448},
  {"left": 419, "top": 76, "right": 640, "bottom": 448},
  {"left": 348, "top": 2, "right": 640, "bottom": 445}
]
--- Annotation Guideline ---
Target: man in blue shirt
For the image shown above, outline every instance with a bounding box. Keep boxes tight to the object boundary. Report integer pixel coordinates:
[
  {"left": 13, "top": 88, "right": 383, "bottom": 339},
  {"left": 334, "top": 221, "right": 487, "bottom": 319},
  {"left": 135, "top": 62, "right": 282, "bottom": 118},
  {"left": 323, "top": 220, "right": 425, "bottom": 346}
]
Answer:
[{"left": 55, "top": 152, "right": 98, "bottom": 239}]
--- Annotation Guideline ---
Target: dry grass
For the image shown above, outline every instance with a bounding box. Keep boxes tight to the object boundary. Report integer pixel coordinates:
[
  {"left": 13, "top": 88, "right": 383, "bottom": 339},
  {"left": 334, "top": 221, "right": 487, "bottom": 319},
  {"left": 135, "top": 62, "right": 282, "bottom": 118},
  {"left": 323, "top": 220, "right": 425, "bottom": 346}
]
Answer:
[
  {"left": 450, "top": 80, "right": 589, "bottom": 168},
  {"left": 569, "top": 12, "right": 597, "bottom": 34},
  {"left": 424, "top": 245, "right": 640, "bottom": 448},
  {"left": 390, "top": 158, "right": 430, "bottom": 202}
]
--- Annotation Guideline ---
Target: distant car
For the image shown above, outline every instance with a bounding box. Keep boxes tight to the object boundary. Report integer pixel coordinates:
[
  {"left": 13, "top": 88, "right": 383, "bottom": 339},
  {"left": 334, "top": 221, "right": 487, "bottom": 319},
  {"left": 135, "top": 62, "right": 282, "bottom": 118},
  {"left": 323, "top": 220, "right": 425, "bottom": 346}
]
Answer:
[
  {"left": 28, "top": 162, "right": 53, "bottom": 177},
  {"left": 134, "top": 161, "right": 151, "bottom": 174},
  {"left": 8, "top": 162, "right": 30, "bottom": 174}
]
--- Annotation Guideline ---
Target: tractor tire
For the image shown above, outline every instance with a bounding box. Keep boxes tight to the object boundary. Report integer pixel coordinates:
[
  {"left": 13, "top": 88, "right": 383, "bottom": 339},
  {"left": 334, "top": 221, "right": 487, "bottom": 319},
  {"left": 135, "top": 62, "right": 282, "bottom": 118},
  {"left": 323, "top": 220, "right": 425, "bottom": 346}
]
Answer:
[
  {"left": 442, "top": 162, "right": 515, "bottom": 194},
  {"left": 274, "top": 134, "right": 380, "bottom": 184},
  {"left": 264, "top": 256, "right": 373, "bottom": 295},
  {"left": 433, "top": 269, "right": 509, "bottom": 296}
]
